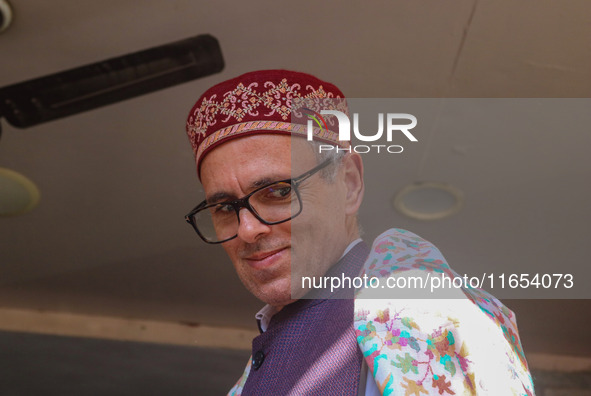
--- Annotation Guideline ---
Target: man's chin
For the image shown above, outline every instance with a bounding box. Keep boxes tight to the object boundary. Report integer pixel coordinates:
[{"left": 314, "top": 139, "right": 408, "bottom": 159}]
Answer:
[{"left": 251, "top": 283, "right": 295, "bottom": 308}]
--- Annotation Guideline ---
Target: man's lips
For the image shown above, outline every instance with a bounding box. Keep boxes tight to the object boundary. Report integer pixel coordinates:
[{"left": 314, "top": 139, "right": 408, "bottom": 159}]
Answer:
[{"left": 243, "top": 247, "right": 289, "bottom": 269}]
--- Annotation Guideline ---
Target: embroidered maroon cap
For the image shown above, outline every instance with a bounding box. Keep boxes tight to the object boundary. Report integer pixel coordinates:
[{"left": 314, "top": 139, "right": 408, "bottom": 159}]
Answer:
[{"left": 185, "top": 69, "right": 349, "bottom": 174}]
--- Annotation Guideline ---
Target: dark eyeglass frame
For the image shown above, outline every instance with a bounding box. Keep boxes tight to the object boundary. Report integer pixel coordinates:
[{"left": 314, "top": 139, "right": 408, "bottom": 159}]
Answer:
[{"left": 185, "top": 158, "right": 334, "bottom": 244}]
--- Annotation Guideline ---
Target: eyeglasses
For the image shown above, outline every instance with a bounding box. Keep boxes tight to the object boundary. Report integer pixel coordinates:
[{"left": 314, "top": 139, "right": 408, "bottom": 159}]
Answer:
[{"left": 185, "top": 158, "right": 334, "bottom": 244}]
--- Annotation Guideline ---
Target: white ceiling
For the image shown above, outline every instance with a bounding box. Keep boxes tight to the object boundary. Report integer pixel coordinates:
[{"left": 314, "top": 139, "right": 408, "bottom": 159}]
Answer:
[{"left": 0, "top": 0, "right": 590, "bottom": 360}]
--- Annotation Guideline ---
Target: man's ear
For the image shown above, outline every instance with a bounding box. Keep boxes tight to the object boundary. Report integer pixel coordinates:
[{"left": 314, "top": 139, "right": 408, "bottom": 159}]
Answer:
[{"left": 342, "top": 153, "right": 364, "bottom": 215}]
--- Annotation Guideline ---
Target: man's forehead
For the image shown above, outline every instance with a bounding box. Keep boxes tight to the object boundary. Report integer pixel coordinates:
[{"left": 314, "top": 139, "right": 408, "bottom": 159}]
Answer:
[
  {"left": 200, "top": 134, "right": 313, "bottom": 172},
  {"left": 199, "top": 134, "right": 315, "bottom": 197}
]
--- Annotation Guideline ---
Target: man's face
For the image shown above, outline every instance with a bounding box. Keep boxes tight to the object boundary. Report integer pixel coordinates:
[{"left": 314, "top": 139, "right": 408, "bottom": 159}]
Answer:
[{"left": 199, "top": 135, "right": 352, "bottom": 309}]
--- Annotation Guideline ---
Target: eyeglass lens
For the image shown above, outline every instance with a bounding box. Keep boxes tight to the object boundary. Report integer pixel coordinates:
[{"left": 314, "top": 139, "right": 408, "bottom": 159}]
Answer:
[{"left": 192, "top": 181, "right": 301, "bottom": 242}]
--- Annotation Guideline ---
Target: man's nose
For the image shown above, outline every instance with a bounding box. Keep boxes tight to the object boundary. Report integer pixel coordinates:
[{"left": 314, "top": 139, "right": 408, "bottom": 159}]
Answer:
[{"left": 236, "top": 208, "right": 271, "bottom": 243}]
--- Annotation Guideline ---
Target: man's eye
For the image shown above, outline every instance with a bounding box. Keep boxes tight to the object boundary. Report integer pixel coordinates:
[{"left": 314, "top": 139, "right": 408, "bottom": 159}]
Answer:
[
  {"left": 214, "top": 204, "right": 234, "bottom": 214},
  {"left": 266, "top": 185, "right": 292, "bottom": 199}
]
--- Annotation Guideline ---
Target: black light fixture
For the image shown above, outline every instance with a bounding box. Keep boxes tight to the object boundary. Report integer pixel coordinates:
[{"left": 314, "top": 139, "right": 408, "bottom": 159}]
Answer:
[
  {"left": 0, "top": 34, "right": 224, "bottom": 130},
  {"left": 0, "top": 33, "right": 223, "bottom": 215}
]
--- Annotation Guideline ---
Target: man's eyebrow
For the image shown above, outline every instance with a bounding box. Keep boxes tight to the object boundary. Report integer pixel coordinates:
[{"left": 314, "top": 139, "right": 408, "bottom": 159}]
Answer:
[
  {"left": 206, "top": 175, "right": 289, "bottom": 203},
  {"left": 206, "top": 191, "right": 234, "bottom": 203},
  {"left": 250, "top": 173, "right": 291, "bottom": 189},
  {"left": 250, "top": 177, "right": 274, "bottom": 189}
]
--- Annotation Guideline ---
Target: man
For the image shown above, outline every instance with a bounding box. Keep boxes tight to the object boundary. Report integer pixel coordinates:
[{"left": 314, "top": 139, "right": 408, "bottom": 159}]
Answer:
[{"left": 185, "top": 70, "right": 535, "bottom": 395}]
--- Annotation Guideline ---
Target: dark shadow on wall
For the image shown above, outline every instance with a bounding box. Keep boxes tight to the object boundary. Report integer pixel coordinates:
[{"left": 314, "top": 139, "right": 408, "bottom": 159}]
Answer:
[{"left": 0, "top": 330, "right": 250, "bottom": 396}]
